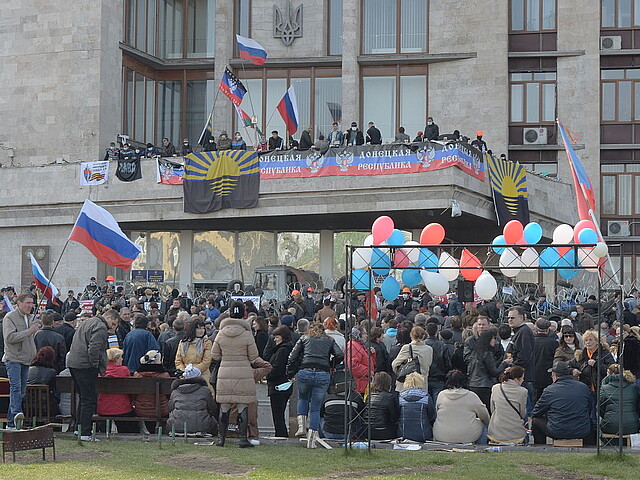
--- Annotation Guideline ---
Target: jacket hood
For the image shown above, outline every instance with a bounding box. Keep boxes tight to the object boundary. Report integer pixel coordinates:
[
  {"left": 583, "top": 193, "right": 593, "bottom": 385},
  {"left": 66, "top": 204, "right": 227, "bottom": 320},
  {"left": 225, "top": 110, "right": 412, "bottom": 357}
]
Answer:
[
  {"left": 602, "top": 372, "right": 636, "bottom": 385},
  {"left": 399, "top": 387, "right": 429, "bottom": 402},
  {"left": 386, "top": 328, "right": 397, "bottom": 337},
  {"left": 172, "top": 376, "right": 208, "bottom": 393},
  {"left": 440, "top": 388, "right": 471, "bottom": 401},
  {"left": 219, "top": 317, "right": 251, "bottom": 337}
]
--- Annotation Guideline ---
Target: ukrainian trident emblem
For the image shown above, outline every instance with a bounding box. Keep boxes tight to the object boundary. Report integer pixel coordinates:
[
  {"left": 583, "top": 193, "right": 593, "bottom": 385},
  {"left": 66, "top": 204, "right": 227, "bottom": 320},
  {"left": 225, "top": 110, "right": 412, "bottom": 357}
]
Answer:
[{"left": 274, "top": 1, "right": 303, "bottom": 46}]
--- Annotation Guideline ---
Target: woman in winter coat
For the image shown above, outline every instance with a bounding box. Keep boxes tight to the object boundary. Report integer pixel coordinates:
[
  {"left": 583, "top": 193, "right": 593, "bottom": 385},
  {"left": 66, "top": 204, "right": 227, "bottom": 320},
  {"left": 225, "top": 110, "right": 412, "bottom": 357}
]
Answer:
[
  {"left": 266, "top": 325, "right": 294, "bottom": 437},
  {"left": 166, "top": 364, "right": 218, "bottom": 435},
  {"left": 360, "top": 371, "right": 399, "bottom": 440},
  {"left": 398, "top": 372, "right": 435, "bottom": 442},
  {"left": 211, "top": 301, "right": 259, "bottom": 448},
  {"left": 346, "top": 325, "right": 376, "bottom": 394},
  {"left": 468, "top": 330, "right": 507, "bottom": 411},
  {"left": 391, "top": 326, "right": 433, "bottom": 392},
  {"left": 133, "top": 349, "right": 171, "bottom": 433},
  {"left": 569, "top": 329, "right": 615, "bottom": 396},
  {"left": 599, "top": 364, "right": 640, "bottom": 437},
  {"left": 175, "top": 318, "right": 213, "bottom": 390},
  {"left": 488, "top": 366, "right": 528, "bottom": 444},
  {"left": 95, "top": 348, "right": 135, "bottom": 432},
  {"left": 554, "top": 327, "right": 581, "bottom": 366},
  {"left": 433, "top": 370, "right": 490, "bottom": 444},
  {"left": 621, "top": 326, "right": 640, "bottom": 379}
]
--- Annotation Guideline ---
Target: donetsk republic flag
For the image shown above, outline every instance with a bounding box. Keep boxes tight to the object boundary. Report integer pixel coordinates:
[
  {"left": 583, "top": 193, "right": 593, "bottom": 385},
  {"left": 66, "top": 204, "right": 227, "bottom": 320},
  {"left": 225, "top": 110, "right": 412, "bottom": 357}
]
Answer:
[
  {"left": 487, "top": 153, "right": 530, "bottom": 226},
  {"left": 183, "top": 150, "right": 260, "bottom": 213}
]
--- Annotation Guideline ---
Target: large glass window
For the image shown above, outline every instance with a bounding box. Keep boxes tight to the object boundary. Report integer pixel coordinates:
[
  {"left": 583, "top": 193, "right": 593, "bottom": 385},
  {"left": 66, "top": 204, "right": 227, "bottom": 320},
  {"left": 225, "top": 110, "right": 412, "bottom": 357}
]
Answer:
[
  {"left": 510, "top": 0, "right": 556, "bottom": 31},
  {"left": 123, "top": 68, "right": 156, "bottom": 143},
  {"left": 328, "top": 0, "right": 343, "bottom": 55},
  {"left": 266, "top": 78, "right": 287, "bottom": 137},
  {"left": 509, "top": 72, "right": 556, "bottom": 123},
  {"left": 187, "top": 0, "right": 215, "bottom": 58},
  {"left": 158, "top": 0, "right": 184, "bottom": 59},
  {"left": 362, "top": 0, "right": 427, "bottom": 54},
  {"left": 400, "top": 75, "right": 426, "bottom": 140},
  {"left": 237, "top": 0, "right": 250, "bottom": 37},
  {"left": 192, "top": 231, "right": 236, "bottom": 283},
  {"left": 602, "top": 0, "right": 640, "bottom": 27},
  {"left": 158, "top": 80, "right": 182, "bottom": 145},
  {"left": 601, "top": 164, "right": 640, "bottom": 214},
  {"left": 128, "top": 231, "right": 180, "bottom": 284},
  {"left": 277, "top": 233, "right": 319, "bottom": 272},
  {"left": 315, "top": 77, "right": 342, "bottom": 137},
  {"left": 126, "top": 0, "right": 157, "bottom": 54},
  {"left": 186, "top": 80, "right": 215, "bottom": 145},
  {"left": 238, "top": 232, "right": 276, "bottom": 283},
  {"left": 601, "top": 69, "right": 640, "bottom": 122}
]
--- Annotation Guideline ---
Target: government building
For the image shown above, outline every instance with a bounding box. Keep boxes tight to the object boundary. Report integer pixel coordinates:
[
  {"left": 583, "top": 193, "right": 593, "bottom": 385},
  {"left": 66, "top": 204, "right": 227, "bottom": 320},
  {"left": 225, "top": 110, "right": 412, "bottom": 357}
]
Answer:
[{"left": 0, "top": 1, "right": 634, "bottom": 295}]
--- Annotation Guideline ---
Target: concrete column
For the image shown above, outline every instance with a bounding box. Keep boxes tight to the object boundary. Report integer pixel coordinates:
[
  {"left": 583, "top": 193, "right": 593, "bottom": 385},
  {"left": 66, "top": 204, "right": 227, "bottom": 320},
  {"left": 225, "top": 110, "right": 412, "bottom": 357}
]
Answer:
[
  {"left": 213, "top": 0, "right": 234, "bottom": 135},
  {"left": 179, "top": 230, "right": 193, "bottom": 292},
  {"left": 341, "top": 0, "right": 360, "bottom": 126},
  {"left": 319, "top": 230, "right": 334, "bottom": 282}
]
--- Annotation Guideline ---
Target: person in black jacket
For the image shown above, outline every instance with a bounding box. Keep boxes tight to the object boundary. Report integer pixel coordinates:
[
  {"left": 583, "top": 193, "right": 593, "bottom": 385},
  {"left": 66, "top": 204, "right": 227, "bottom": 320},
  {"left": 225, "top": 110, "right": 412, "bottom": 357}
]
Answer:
[
  {"left": 320, "top": 371, "right": 364, "bottom": 440},
  {"left": 55, "top": 312, "right": 77, "bottom": 353},
  {"left": 266, "top": 326, "right": 294, "bottom": 437},
  {"left": 34, "top": 312, "right": 67, "bottom": 373},
  {"left": 507, "top": 306, "right": 534, "bottom": 412},
  {"left": 468, "top": 330, "right": 507, "bottom": 411},
  {"left": 424, "top": 322, "right": 452, "bottom": 401},
  {"left": 423, "top": 116, "right": 439, "bottom": 141},
  {"left": 162, "top": 316, "right": 186, "bottom": 376},
  {"left": 345, "top": 122, "right": 364, "bottom": 146},
  {"left": 61, "top": 290, "right": 80, "bottom": 315},
  {"left": 366, "top": 122, "right": 382, "bottom": 145},
  {"left": 359, "top": 371, "right": 399, "bottom": 440},
  {"left": 532, "top": 361, "right": 594, "bottom": 444},
  {"left": 299, "top": 127, "right": 313, "bottom": 150},
  {"left": 532, "top": 318, "right": 559, "bottom": 402},
  {"left": 368, "top": 327, "right": 390, "bottom": 374}
]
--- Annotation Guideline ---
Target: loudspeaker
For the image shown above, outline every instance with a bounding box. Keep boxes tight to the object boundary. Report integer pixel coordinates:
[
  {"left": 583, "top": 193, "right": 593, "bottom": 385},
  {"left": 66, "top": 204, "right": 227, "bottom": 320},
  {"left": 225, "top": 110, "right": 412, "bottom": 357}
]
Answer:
[{"left": 457, "top": 280, "right": 474, "bottom": 302}]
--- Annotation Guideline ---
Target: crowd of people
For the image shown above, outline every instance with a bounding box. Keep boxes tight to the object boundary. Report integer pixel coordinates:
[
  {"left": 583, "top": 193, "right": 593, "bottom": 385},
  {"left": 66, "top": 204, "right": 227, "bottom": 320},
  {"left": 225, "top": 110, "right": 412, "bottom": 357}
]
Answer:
[{"left": 2, "top": 280, "right": 640, "bottom": 448}]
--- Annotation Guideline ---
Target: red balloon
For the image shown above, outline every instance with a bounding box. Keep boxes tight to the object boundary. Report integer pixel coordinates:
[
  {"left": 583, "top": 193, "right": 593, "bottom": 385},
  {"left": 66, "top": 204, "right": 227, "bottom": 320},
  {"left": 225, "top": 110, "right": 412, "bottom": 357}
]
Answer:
[
  {"left": 573, "top": 219, "right": 596, "bottom": 243},
  {"left": 393, "top": 249, "right": 410, "bottom": 268},
  {"left": 557, "top": 246, "right": 571, "bottom": 257},
  {"left": 372, "top": 216, "right": 394, "bottom": 244},
  {"left": 460, "top": 249, "right": 482, "bottom": 281},
  {"left": 420, "top": 223, "right": 445, "bottom": 245},
  {"left": 503, "top": 220, "right": 524, "bottom": 245}
]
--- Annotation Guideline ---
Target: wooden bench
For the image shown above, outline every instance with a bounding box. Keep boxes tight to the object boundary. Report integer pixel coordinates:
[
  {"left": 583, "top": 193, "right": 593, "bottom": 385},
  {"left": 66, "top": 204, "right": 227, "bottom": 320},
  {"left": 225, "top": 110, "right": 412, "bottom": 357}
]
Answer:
[
  {"left": 601, "top": 433, "right": 631, "bottom": 446},
  {"left": 56, "top": 376, "right": 174, "bottom": 430},
  {"left": 553, "top": 438, "right": 583, "bottom": 447}
]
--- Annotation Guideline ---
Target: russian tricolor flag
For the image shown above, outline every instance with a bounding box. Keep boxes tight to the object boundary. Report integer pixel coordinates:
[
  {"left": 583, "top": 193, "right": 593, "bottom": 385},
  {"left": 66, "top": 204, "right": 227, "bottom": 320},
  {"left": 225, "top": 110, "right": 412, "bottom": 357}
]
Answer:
[
  {"left": 29, "top": 252, "right": 59, "bottom": 300},
  {"left": 69, "top": 199, "right": 142, "bottom": 270},
  {"left": 1, "top": 296, "right": 13, "bottom": 312},
  {"left": 236, "top": 34, "right": 267, "bottom": 66},
  {"left": 276, "top": 85, "right": 300, "bottom": 135}
]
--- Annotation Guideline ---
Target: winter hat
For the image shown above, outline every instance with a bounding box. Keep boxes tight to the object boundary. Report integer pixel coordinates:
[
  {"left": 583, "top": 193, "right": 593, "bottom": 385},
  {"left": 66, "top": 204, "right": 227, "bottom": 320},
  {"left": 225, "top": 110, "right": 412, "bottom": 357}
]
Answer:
[
  {"left": 280, "top": 315, "right": 294, "bottom": 327},
  {"left": 183, "top": 364, "right": 201, "bottom": 379},
  {"left": 140, "top": 350, "right": 161, "bottom": 365},
  {"left": 230, "top": 301, "right": 245, "bottom": 319}
]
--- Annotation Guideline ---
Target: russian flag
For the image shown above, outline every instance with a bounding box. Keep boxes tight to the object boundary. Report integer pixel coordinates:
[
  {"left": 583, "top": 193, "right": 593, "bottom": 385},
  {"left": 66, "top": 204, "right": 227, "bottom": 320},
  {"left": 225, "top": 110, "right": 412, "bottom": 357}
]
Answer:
[
  {"left": 1, "top": 296, "right": 13, "bottom": 312},
  {"left": 276, "top": 85, "right": 299, "bottom": 135},
  {"left": 29, "top": 252, "right": 59, "bottom": 300},
  {"left": 236, "top": 34, "right": 267, "bottom": 66},
  {"left": 69, "top": 199, "right": 142, "bottom": 270}
]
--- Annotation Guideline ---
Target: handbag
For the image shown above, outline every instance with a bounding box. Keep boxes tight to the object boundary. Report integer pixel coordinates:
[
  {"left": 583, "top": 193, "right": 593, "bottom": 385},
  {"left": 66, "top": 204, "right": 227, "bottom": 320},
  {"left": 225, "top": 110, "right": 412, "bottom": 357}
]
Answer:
[{"left": 396, "top": 345, "right": 421, "bottom": 383}]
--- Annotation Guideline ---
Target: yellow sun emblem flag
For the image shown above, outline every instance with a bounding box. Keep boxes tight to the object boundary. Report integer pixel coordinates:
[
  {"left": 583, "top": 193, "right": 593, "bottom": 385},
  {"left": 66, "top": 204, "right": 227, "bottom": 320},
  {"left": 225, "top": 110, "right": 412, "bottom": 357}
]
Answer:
[
  {"left": 487, "top": 153, "right": 530, "bottom": 226},
  {"left": 183, "top": 150, "right": 260, "bottom": 213}
]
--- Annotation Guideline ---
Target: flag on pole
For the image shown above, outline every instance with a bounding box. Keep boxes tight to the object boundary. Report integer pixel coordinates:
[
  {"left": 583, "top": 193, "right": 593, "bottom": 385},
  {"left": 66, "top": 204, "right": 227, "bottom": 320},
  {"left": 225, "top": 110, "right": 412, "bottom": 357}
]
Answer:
[
  {"left": 236, "top": 34, "right": 268, "bottom": 66},
  {"left": 69, "top": 199, "right": 142, "bottom": 270},
  {"left": 1, "top": 296, "right": 13, "bottom": 312},
  {"left": 219, "top": 67, "right": 247, "bottom": 106},
  {"left": 234, "top": 105, "right": 253, "bottom": 128},
  {"left": 557, "top": 120, "right": 596, "bottom": 221},
  {"left": 486, "top": 153, "right": 530, "bottom": 226},
  {"left": 327, "top": 102, "right": 342, "bottom": 123},
  {"left": 29, "top": 252, "right": 59, "bottom": 301},
  {"left": 276, "top": 85, "right": 300, "bottom": 135},
  {"left": 198, "top": 113, "right": 214, "bottom": 147}
]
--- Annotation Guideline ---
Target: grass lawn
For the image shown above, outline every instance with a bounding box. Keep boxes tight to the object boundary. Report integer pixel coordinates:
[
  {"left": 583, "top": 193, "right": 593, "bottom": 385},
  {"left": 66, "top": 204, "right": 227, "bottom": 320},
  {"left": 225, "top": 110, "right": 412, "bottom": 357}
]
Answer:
[{"left": 0, "top": 437, "right": 637, "bottom": 479}]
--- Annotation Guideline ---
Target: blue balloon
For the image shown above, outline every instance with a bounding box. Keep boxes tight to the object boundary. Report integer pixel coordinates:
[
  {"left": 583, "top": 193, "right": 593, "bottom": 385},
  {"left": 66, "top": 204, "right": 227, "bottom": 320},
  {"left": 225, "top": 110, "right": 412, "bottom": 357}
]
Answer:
[
  {"left": 381, "top": 276, "right": 401, "bottom": 301},
  {"left": 492, "top": 235, "right": 507, "bottom": 254},
  {"left": 418, "top": 248, "right": 438, "bottom": 272},
  {"left": 523, "top": 222, "right": 543, "bottom": 244},
  {"left": 351, "top": 269, "right": 372, "bottom": 291},
  {"left": 539, "top": 247, "right": 559, "bottom": 270},
  {"left": 578, "top": 228, "right": 598, "bottom": 245},
  {"left": 402, "top": 268, "right": 422, "bottom": 287},
  {"left": 387, "top": 229, "right": 405, "bottom": 246},
  {"left": 371, "top": 248, "right": 391, "bottom": 276},
  {"left": 557, "top": 249, "right": 579, "bottom": 279}
]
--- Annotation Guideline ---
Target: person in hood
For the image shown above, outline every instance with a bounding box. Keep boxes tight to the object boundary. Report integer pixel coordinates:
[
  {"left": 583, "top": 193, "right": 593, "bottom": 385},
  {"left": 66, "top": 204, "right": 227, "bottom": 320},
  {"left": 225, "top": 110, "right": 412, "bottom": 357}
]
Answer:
[
  {"left": 433, "top": 369, "right": 490, "bottom": 444},
  {"left": 599, "top": 364, "right": 640, "bottom": 440},
  {"left": 231, "top": 132, "right": 247, "bottom": 150},
  {"left": 203, "top": 136, "right": 217, "bottom": 152},
  {"left": 180, "top": 138, "right": 192, "bottom": 156},
  {"left": 212, "top": 301, "right": 259, "bottom": 448},
  {"left": 161, "top": 137, "right": 176, "bottom": 156},
  {"left": 217, "top": 131, "right": 232, "bottom": 150},
  {"left": 166, "top": 364, "right": 218, "bottom": 435},
  {"left": 398, "top": 372, "right": 435, "bottom": 442}
]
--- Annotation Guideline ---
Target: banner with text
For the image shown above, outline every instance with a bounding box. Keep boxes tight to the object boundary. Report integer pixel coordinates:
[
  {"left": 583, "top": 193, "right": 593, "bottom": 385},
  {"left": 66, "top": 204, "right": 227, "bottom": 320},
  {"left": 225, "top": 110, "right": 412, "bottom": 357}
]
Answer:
[{"left": 258, "top": 141, "right": 485, "bottom": 180}]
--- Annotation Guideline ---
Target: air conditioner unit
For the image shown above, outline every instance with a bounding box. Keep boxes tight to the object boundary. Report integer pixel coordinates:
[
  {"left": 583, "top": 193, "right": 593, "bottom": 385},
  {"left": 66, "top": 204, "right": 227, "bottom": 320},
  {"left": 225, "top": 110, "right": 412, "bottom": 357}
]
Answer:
[
  {"left": 523, "top": 127, "right": 548, "bottom": 145},
  {"left": 608, "top": 220, "right": 631, "bottom": 237},
  {"left": 601, "top": 35, "right": 622, "bottom": 50}
]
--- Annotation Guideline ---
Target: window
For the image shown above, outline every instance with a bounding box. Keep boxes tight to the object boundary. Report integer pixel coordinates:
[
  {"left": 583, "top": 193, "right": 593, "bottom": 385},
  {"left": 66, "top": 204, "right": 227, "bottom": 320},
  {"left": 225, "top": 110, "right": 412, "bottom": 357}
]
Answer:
[
  {"left": 601, "top": 163, "right": 640, "bottom": 214},
  {"left": 510, "top": 0, "right": 556, "bottom": 31},
  {"left": 328, "top": 0, "right": 343, "bottom": 55},
  {"left": 126, "top": 0, "right": 157, "bottom": 54},
  {"left": 237, "top": 0, "right": 250, "bottom": 38},
  {"left": 602, "top": 0, "right": 640, "bottom": 28},
  {"left": 186, "top": 80, "right": 215, "bottom": 145},
  {"left": 158, "top": 0, "right": 184, "bottom": 59},
  {"left": 362, "top": 0, "right": 427, "bottom": 54},
  {"left": 601, "top": 69, "right": 640, "bottom": 122},
  {"left": 158, "top": 80, "right": 182, "bottom": 145},
  {"left": 509, "top": 72, "right": 556, "bottom": 123},
  {"left": 123, "top": 68, "right": 156, "bottom": 143},
  {"left": 187, "top": 0, "right": 216, "bottom": 58}
]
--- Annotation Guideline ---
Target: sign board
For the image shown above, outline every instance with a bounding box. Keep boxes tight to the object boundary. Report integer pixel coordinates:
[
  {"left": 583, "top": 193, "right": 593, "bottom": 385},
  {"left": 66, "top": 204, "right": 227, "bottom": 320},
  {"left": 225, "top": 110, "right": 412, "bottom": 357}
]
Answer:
[
  {"left": 230, "top": 296, "right": 261, "bottom": 310},
  {"left": 131, "top": 270, "right": 165, "bottom": 283},
  {"left": 148, "top": 270, "right": 165, "bottom": 283}
]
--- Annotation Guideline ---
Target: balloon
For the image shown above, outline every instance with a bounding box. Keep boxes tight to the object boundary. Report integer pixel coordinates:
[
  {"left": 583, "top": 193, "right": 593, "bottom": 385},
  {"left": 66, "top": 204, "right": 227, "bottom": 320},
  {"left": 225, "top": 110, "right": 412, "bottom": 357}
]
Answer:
[
  {"left": 577, "top": 247, "right": 599, "bottom": 273},
  {"left": 578, "top": 228, "right": 598, "bottom": 245},
  {"left": 539, "top": 247, "right": 559, "bottom": 270},
  {"left": 475, "top": 271, "right": 497, "bottom": 300},
  {"left": 499, "top": 247, "right": 523, "bottom": 277},
  {"left": 402, "top": 268, "right": 422, "bottom": 287},
  {"left": 381, "top": 276, "right": 401, "bottom": 301},
  {"left": 352, "top": 247, "right": 372, "bottom": 269},
  {"left": 573, "top": 219, "right": 596, "bottom": 242},
  {"left": 418, "top": 248, "right": 438, "bottom": 271},
  {"left": 351, "top": 269, "right": 372, "bottom": 291},
  {"left": 403, "top": 241, "right": 420, "bottom": 265},
  {"left": 438, "top": 252, "right": 460, "bottom": 281},
  {"left": 393, "top": 249, "right": 410, "bottom": 268},
  {"left": 371, "top": 248, "right": 391, "bottom": 275},
  {"left": 420, "top": 223, "right": 445, "bottom": 245},
  {"left": 372, "top": 216, "right": 394, "bottom": 244},
  {"left": 557, "top": 249, "right": 579, "bottom": 279},
  {"left": 364, "top": 234, "right": 374, "bottom": 246},
  {"left": 420, "top": 270, "right": 450, "bottom": 296},
  {"left": 523, "top": 222, "right": 543, "bottom": 244},
  {"left": 387, "top": 229, "right": 405, "bottom": 246},
  {"left": 491, "top": 235, "right": 507, "bottom": 254},
  {"left": 593, "top": 242, "right": 609, "bottom": 258},
  {"left": 553, "top": 224, "right": 574, "bottom": 244},
  {"left": 521, "top": 247, "right": 539, "bottom": 271},
  {"left": 503, "top": 220, "right": 524, "bottom": 244},
  {"left": 460, "top": 248, "right": 482, "bottom": 281}
]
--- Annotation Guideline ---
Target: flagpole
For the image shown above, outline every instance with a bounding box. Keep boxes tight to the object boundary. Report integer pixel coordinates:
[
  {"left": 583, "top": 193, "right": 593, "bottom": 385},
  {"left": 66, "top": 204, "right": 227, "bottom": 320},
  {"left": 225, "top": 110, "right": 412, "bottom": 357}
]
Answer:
[
  {"left": 587, "top": 208, "right": 622, "bottom": 286},
  {"left": 42, "top": 238, "right": 70, "bottom": 303}
]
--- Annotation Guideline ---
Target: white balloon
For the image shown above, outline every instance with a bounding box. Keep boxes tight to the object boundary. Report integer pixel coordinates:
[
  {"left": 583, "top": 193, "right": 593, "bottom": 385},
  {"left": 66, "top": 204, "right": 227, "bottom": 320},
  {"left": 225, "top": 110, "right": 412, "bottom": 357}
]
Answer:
[
  {"left": 420, "top": 270, "right": 450, "bottom": 296},
  {"left": 577, "top": 247, "right": 599, "bottom": 273},
  {"left": 475, "top": 270, "right": 497, "bottom": 300},
  {"left": 553, "top": 224, "right": 574, "bottom": 244},
  {"left": 499, "top": 247, "right": 523, "bottom": 277},
  {"left": 403, "top": 240, "right": 420, "bottom": 265},
  {"left": 438, "top": 252, "right": 460, "bottom": 281},
  {"left": 364, "top": 234, "right": 374, "bottom": 246},
  {"left": 352, "top": 247, "right": 372, "bottom": 269},
  {"left": 593, "top": 242, "right": 609, "bottom": 258},
  {"left": 521, "top": 247, "right": 539, "bottom": 271}
]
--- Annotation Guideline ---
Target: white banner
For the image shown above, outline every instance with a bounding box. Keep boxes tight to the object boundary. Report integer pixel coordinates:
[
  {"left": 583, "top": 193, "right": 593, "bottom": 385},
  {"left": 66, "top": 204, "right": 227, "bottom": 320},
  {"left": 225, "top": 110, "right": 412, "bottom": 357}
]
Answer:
[
  {"left": 80, "top": 161, "right": 109, "bottom": 185},
  {"left": 230, "top": 295, "right": 261, "bottom": 310}
]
